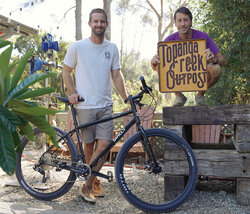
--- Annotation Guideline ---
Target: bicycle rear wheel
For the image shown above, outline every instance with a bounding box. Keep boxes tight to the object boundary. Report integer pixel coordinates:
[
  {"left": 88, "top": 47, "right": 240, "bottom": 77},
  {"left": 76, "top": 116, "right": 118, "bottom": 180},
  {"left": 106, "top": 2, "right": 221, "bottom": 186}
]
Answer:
[
  {"left": 16, "top": 127, "right": 78, "bottom": 200},
  {"left": 115, "top": 128, "right": 197, "bottom": 213}
]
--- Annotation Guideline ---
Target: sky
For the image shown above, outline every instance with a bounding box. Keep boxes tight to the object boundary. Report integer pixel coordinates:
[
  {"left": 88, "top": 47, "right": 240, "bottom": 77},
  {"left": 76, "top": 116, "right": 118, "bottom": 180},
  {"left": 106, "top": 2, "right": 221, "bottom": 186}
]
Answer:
[{"left": 0, "top": 0, "right": 162, "bottom": 59}]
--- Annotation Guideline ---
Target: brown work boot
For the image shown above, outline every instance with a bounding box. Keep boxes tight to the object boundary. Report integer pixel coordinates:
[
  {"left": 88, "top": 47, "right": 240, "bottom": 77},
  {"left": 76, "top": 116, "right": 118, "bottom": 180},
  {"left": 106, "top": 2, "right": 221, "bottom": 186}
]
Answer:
[
  {"left": 80, "top": 184, "right": 96, "bottom": 203},
  {"left": 92, "top": 177, "right": 104, "bottom": 197}
]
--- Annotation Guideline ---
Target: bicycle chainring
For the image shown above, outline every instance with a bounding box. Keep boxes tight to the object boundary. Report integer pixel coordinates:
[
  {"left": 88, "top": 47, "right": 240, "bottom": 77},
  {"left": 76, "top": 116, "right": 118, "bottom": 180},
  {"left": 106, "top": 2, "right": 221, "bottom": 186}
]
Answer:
[{"left": 76, "top": 162, "right": 91, "bottom": 181}]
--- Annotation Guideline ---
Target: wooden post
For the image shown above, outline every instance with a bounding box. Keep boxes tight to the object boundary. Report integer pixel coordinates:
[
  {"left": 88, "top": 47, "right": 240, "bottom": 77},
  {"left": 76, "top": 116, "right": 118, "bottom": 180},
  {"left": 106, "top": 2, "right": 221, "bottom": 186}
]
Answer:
[
  {"left": 164, "top": 176, "right": 186, "bottom": 201},
  {"left": 236, "top": 125, "right": 250, "bottom": 153},
  {"left": 237, "top": 178, "right": 250, "bottom": 205}
]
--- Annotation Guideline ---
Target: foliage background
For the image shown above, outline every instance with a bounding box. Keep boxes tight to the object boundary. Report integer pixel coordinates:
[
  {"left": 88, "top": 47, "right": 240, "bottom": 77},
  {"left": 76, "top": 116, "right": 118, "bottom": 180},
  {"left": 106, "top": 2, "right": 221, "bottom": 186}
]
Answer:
[
  {"left": 0, "top": 40, "right": 57, "bottom": 174},
  {"left": 10, "top": 0, "right": 250, "bottom": 111},
  {"left": 192, "top": 0, "right": 250, "bottom": 105}
]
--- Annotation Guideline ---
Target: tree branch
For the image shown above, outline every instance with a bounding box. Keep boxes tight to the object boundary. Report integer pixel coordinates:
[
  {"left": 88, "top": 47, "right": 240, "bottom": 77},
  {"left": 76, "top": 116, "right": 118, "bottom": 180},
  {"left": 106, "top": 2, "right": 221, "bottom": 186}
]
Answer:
[
  {"left": 146, "top": 0, "right": 160, "bottom": 19},
  {"left": 160, "top": 13, "right": 174, "bottom": 41}
]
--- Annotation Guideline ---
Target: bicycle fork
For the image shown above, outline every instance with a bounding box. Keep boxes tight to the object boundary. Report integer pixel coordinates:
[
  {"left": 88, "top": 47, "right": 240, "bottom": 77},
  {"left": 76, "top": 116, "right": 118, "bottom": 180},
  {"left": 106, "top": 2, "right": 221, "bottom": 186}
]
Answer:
[{"left": 138, "top": 126, "right": 162, "bottom": 174}]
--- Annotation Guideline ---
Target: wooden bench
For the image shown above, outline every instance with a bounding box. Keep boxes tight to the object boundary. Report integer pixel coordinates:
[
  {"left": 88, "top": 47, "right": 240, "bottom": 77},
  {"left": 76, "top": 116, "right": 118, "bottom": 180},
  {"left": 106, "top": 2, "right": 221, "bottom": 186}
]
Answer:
[{"left": 162, "top": 105, "right": 250, "bottom": 206}]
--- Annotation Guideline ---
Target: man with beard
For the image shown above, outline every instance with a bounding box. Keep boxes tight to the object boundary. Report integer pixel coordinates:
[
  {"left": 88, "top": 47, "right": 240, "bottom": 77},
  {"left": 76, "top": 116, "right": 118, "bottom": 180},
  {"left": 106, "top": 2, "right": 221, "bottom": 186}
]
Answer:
[
  {"left": 62, "top": 8, "right": 128, "bottom": 203},
  {"left": 151, "top": 7, "right": 226, "bottom": 106}
]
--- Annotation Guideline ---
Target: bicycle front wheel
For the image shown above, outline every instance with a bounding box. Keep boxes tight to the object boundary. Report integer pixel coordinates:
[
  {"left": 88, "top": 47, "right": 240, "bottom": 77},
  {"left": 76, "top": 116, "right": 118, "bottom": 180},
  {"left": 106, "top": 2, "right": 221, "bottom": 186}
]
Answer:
[
  {"left": 16, "top": 127, "right": 78, "bottom": 200},
  {"left": 115, "top": 128, "right": 197, "bottom": 213}
]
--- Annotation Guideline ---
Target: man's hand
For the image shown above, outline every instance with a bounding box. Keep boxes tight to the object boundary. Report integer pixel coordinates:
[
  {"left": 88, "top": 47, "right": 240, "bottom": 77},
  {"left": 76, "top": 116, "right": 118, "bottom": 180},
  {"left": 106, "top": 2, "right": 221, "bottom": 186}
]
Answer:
[
  {"left": 68, "top": 93, "right": 81, "bottom": 104},
  {"left": 206, "top": 48, "right": 217, "bottom": 64},
  {"left": 151, "top": 54, "right": 160, "bottom": 71}
]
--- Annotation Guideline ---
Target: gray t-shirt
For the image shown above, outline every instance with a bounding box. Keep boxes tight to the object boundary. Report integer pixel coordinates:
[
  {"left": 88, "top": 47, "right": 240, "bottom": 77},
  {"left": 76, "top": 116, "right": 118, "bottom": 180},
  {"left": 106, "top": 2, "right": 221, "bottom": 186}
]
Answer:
[{"left": 63, "top": 38, "right": 120, "bottom": 109}]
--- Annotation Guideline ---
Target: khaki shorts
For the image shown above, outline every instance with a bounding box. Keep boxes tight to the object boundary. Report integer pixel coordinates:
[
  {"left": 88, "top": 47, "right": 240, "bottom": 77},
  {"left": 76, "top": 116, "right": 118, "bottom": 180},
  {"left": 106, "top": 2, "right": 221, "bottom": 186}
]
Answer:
[{"left": 76, "top": 106, "right": 114, "bottom": 144}]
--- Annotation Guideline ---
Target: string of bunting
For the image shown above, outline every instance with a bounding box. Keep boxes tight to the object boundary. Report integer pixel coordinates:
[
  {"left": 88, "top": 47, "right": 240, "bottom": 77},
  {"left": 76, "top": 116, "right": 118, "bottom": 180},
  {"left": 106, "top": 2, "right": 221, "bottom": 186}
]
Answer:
[
  {"left": 8, "top": 0, "right": 46, "bottom": 16},
  {"left": 5, "top": 0, "right": 73, "bottom": 40}
]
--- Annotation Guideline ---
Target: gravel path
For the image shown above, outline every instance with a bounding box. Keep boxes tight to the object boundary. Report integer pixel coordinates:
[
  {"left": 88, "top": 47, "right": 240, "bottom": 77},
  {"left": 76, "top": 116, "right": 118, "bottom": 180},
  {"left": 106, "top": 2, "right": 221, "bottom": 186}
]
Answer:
[{"left": 0, "top": 167, "right": 249, "bottom": 214}]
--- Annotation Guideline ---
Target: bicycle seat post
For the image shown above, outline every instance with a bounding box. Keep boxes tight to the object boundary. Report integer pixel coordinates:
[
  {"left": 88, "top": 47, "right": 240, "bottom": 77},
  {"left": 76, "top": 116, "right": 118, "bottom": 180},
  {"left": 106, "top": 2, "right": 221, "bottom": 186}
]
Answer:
[
  {"left": 70, "top": 103, "right": 85, "bottom": 162},
  {"left": 70, "top": 103, "right": 78, "bottom": 128}
]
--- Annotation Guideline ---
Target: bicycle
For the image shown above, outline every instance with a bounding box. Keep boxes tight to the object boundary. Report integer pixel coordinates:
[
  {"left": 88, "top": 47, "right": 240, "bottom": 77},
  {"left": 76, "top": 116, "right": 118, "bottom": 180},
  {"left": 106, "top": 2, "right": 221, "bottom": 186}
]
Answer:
[{"left": 16, "top": 76, "right": 197, "bottom": 213}]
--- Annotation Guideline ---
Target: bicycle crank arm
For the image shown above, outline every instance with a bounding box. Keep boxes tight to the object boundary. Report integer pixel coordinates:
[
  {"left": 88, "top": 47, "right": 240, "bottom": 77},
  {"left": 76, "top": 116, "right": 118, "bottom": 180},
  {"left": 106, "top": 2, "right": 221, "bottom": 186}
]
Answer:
[
  {"left": 92, "top": 170, "right": 113, "bottom": 182},
  {"left": 57, "top": 162, "right": 89, "bottom": 174}
]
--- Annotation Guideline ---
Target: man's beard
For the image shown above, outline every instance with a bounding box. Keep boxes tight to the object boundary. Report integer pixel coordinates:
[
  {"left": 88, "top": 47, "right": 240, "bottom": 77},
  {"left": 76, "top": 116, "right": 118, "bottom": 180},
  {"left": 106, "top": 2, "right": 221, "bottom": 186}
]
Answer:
[
  {"left": 92, "top": 28, "right": 106, "bottom": 37},
  {"left": 180, "top": 27, "right": 190, "bottom": 34},
  {"left": 180, "top": 25, "right": 192, "bottom": 35}
]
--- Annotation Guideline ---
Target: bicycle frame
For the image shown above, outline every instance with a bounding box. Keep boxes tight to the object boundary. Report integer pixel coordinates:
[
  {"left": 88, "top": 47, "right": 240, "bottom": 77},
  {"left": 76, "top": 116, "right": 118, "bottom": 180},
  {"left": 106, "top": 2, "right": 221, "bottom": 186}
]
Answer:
[{"left": 56, "top": 101, "right": 153, "bottom": 180}]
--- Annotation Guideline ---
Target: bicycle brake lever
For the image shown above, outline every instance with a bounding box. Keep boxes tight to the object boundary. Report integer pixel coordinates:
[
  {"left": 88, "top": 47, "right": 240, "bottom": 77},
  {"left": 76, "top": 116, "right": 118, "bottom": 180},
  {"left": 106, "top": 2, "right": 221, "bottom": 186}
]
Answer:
[
  {"left": 135, "top": 100, "right": 144, "bottom": 108},
  {"left": 124, "top": 97, "right": 129, "bottom": 104},
  {"left": 78, "top": 97, "right": 85, "bottom": 102},
  {"left": 140, "top": 86, "right": 151, "bottom": 94}
]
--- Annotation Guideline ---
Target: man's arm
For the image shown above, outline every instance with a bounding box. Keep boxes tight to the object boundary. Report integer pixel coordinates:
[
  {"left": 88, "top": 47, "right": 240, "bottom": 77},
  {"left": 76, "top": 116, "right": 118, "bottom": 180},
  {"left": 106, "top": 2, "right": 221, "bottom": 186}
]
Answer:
[
  {"left": 206, "top": 49, "right": 226, "bottom": 66},
  {"left": 111, "top": 69, "right": 128, "bottom": 102},
  {"left": 214, "top": 51, "right": 226, "bottom": 66},
  {"left": 62, "top": 64, "right": 81, "bottom": 104}
]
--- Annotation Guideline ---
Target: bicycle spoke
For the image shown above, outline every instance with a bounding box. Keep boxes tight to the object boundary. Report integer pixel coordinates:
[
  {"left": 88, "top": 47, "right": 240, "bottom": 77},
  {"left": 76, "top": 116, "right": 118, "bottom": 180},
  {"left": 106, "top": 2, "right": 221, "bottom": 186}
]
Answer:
[{"left": 16, "top": 127, "right": 78, "bottom": 200}]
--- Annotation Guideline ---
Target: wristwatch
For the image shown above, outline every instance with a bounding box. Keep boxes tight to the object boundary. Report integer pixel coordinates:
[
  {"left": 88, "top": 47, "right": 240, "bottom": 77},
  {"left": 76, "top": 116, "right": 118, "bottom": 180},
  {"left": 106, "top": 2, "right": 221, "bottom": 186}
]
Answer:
[{"left": 213, "top": 58, "right": 219, "bottom": 64}]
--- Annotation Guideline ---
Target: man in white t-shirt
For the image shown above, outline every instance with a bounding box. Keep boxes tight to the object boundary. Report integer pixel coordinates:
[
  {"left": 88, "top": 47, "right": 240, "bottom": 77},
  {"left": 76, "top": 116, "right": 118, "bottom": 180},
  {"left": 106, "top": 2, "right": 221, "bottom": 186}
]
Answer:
[{"left": 62, "top": 8, "right": 128, "bottom": 203}]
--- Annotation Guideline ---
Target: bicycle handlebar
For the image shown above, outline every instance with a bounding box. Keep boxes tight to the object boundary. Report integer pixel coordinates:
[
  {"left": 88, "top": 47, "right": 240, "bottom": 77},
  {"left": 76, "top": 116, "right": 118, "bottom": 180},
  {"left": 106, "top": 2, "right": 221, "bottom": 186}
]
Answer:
[
  {"left": 140, "top": 76, "right": 152, "bottom": 94},
  {"left": 59, "top": 76, "right": 151, "bottom": 107},
  {"left": 57, "top": 96, "right": 84, "bottom": 105},
  {"left": 126, "top": 76, "right": 153, "bottom": 107}
]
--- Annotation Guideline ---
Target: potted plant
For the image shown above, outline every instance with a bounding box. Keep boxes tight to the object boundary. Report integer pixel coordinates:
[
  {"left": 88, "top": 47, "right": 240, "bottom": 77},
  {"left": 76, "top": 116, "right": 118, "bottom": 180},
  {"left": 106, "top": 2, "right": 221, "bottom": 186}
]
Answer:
[{"left": 0, "top": 39, "right": 57, "bottom": 175}]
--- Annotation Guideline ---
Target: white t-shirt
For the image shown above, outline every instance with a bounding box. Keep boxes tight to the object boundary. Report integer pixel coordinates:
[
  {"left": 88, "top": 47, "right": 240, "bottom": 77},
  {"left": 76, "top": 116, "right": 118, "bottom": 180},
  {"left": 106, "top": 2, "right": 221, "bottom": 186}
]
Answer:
[{"left": 63, "top": 38, "right": 121, "bottom": 109}]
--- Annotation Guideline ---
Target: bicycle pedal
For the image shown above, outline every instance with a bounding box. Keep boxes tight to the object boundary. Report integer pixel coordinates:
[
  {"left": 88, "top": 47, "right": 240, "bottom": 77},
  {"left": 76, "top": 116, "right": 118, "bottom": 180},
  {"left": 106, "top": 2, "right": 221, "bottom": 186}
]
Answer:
[{"left": 107, "top": 171, "right": 113, "bottom": 182}]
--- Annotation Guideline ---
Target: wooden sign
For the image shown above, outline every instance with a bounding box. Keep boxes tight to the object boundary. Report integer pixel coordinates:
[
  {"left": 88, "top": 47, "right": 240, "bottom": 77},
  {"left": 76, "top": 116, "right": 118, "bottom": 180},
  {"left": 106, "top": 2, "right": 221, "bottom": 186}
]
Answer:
[{"left": 158, "top": 39, "right": 207, "bottom": 92}]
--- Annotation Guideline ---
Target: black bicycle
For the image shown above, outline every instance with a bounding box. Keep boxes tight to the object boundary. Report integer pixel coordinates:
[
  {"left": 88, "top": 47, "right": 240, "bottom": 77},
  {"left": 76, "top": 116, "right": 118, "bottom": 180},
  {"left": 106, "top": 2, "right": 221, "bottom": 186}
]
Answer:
[{"left": 16, "top": 76, "right": 197, "bottom": 213}]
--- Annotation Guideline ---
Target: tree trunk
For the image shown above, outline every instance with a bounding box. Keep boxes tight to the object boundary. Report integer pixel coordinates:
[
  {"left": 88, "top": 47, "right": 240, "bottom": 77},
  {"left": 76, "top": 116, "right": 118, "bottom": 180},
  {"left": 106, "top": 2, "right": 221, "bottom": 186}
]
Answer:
[
  {"left": 75, "top": 0, "right": 82, "bottom": 41},
  {"left": 103, "top": 0, "right": 112, "bottom": 40}
]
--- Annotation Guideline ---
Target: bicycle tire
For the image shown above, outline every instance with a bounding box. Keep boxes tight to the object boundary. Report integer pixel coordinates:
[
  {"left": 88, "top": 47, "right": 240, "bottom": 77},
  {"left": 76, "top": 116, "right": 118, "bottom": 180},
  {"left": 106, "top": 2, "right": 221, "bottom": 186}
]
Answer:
[
  {"left": 16, "top": 127, "right": 78, "bottom": 200},
  {"left": 115, "top": 128, "right": 197, "bottom": 213}
]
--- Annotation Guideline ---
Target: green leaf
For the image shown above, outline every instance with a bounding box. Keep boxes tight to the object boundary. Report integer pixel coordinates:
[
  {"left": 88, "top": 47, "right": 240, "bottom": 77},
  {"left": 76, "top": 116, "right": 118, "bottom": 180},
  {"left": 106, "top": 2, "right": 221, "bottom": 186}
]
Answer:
[
  {"left": 0, "top": 44, "right": 13, "bottom": 103},
  {"left": 0, "top": 44, "right": 13, "bottom": 80},
  {"left": 14, "top": 114, "right": 34, "bottom": 141},
  {"left": 8, "top": 62, "right": 18, "bottom": 74},
  {"left": 23, "top": 100, "right": 39, "bottom": 107},
  {"left": 9, "top": 99, "right": 58, "bottom": 116},
  {"left": 10, "top": 49, "right": 33, "bottom": 91},
  {"left": 14, "top": 105, "right": 57, "bottom": 116},
  {"left": 0, "top": 82, "right": 2, "bottom": 105},
  {"left": 15, "top": 112, "right": 57, "bottom": 147},
  {"left": 0, "top": 105, "right": 20, "bottom": 131},
  {"left": 0, "top": 120, "right": 16, "bottom": 175},
  {"left": 0, "top": 39, "right": 11, "bottom": 49},
  {"left": 16, "top": 87, "right": 55, "bottom": 100},
  {"left": 12, "top": 131, "right": 22, "bottom": 153},
  {"left": 5, "top": 71, "right": 10, "bottom": 99},
  {"left": 4, "top": 73, "right": 54, "bottom": 106},
  {"left": 6, "top": 62, "right": 18, "bottom": 94},
  {"left": 13, "top": 88, "right": 30, "bottom": 99},
  {"left": 17, "top": 121, "right": 34, "bottom": 141}
]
